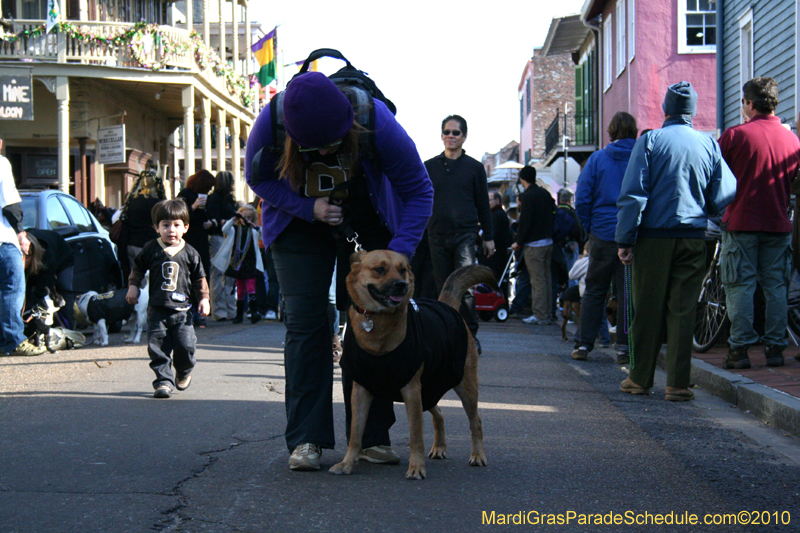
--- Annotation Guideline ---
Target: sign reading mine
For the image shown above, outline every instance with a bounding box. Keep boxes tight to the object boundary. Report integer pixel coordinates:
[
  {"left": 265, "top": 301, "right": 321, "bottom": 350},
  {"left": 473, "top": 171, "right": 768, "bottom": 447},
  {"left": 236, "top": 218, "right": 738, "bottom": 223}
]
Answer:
[
  {"left": 97, "top": 125, "right": 126, "bottom": 165},
  {"left": 0, "top": 69, "right": 33, "bottom": 121}
]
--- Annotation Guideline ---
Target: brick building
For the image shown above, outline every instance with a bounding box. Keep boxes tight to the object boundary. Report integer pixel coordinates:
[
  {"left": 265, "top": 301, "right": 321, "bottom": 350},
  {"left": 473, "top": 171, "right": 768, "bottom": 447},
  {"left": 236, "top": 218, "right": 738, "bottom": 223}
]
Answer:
[{"left": 518, "top": 49, "right": 576, "bottom": 166}]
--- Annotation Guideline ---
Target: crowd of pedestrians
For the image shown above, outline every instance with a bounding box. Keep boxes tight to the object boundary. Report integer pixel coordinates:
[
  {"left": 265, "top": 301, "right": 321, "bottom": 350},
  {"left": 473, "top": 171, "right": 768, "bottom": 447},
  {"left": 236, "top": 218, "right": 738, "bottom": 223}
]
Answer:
[{"left": 5, "top": 73, "right": 800, "bottom": 470}]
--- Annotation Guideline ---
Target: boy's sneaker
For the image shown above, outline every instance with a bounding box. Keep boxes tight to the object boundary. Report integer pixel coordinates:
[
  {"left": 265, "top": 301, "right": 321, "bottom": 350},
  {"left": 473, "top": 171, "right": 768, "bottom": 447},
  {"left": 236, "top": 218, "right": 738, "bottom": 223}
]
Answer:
[
  {"left": 265, "top": 310, "right": 278, "bottom": 320},
  {"left": 10, "top": 339, "right": 46, "bottom": 356},
  {"left": 176, "top": 375, "right": 192, "bottom": 391},
  {"left": 289, "top": 443, "right": 321, "bottom": 471},
  {"left": 154, "top": 384, "right": 172, "bottom": 399},
  {"left": 571, "top": 346, "right": 588, "bottom": 360},
  {"left": 359, "top": 445, "right": 400, "bottom": 464}
]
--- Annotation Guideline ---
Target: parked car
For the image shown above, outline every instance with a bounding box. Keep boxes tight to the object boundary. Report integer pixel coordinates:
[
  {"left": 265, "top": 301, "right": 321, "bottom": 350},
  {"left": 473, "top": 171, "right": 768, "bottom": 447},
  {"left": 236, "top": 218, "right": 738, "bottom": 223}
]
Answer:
[{"left": 19, "top": 190, "right": 123, "bottom": 293}]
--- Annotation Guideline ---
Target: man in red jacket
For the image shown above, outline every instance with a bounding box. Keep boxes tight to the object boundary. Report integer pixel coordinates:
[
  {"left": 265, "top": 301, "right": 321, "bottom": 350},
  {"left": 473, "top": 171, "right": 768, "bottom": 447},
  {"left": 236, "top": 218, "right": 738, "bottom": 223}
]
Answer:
[{"left": 719, "top": 77, "right": 800, "bottom": 369}]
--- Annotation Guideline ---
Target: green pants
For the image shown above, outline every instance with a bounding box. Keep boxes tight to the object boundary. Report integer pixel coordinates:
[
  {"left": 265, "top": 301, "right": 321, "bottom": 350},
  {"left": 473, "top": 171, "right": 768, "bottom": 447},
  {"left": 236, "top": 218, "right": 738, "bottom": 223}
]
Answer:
[{"left": 629, "top": 237, "right": 706, "bottom": 389}]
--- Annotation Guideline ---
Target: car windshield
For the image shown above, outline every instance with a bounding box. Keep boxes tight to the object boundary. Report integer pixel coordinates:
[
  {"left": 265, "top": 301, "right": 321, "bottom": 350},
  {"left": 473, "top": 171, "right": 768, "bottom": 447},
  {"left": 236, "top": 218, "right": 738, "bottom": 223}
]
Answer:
[{"left": 20, "top": 196, "right": 37, "bottom": 230}]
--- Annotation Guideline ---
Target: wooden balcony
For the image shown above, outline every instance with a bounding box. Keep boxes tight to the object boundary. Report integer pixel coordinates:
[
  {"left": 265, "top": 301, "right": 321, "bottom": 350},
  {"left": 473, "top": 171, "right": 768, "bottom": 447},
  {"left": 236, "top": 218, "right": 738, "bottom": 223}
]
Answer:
[{"left": 0, "top": 20, "right": 252, "bottom": 109}]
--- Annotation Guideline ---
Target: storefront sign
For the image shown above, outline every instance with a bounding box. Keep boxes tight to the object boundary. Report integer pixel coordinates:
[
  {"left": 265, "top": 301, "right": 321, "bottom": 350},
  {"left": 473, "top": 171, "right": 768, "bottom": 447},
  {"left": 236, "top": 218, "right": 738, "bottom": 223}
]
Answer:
[
  {"left": 0, "top": 68, "right": 34, "bottom": 121},
  {"left": 97, "top": 125, "right": 126, "bottom": 164}
]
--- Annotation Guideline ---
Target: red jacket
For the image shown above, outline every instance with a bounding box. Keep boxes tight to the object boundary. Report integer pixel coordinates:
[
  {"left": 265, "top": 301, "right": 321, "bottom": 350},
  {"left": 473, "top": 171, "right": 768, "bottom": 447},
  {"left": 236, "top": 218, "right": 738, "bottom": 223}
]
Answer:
[{"left": 719, "top": 114, "right": 800, "bottom": 233}]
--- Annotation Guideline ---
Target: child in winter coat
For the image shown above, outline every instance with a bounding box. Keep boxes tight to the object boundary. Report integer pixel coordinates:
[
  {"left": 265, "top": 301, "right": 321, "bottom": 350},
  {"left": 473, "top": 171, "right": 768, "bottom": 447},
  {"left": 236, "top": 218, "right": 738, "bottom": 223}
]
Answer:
[{"left": 211, "top": 204, "right": 264, "bottom": 324}]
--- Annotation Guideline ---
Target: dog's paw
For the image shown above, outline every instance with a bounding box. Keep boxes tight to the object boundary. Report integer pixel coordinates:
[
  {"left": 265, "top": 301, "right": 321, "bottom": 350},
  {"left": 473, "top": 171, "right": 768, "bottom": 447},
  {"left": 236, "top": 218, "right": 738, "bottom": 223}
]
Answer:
[
  {"left": 329, "top": 461, "right": 354, "bottom": 475},
  {"left": 428, "top": 446, "right": 447, "bottom": 460},
  {"left": 405, "top": 462, "right": 426, "bottom": 480},
  {"left": 468, "top": 453, "right": 488, "bottom": 467},
  {"left": 124, "top": 336, "right": 134, "bottom": 344},
  {"left": 92, "top": 338, "right": 103, "bottom": 346}
]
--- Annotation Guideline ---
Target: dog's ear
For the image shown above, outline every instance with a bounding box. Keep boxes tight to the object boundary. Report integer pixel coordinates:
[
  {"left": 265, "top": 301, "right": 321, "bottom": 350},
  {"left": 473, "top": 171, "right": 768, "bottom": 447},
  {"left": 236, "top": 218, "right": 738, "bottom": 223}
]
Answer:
[{"left": 350, "top": 250, "right": 367, "bottom": 266}]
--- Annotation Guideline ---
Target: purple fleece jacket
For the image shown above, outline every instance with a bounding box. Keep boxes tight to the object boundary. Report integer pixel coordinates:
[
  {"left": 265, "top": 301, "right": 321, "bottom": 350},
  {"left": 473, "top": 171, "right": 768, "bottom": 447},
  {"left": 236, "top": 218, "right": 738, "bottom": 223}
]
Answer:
[{"left": 244, "top": 99, "right": 433, "bottom": 259}]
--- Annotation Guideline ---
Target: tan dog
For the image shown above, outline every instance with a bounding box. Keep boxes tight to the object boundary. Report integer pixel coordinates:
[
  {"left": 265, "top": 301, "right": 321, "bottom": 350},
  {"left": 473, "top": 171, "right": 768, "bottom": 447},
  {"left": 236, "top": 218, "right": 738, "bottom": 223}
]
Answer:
[{"left": 330, "top": 250, "right": 494, "bottom": 480}]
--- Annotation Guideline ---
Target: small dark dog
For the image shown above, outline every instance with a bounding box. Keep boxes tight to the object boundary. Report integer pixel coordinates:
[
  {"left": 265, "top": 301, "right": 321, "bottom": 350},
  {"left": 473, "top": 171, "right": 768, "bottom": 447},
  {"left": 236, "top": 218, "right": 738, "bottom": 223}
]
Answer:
[
  {"left": 606, "top": 296, "right": 618, "bottom": 328},
  {"left": 559, "top": 285, "right": 581, "bottom": 341}
]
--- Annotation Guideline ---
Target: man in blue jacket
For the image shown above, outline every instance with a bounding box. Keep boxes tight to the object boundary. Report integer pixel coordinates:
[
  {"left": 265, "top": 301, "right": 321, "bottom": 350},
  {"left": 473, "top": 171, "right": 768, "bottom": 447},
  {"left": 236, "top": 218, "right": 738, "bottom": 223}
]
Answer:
[
  {"left": 616, "top": 82, "right": 736, "bottom": 402},
  {"left": 572, "top": 112, "right": 637, "bottom": 363}
]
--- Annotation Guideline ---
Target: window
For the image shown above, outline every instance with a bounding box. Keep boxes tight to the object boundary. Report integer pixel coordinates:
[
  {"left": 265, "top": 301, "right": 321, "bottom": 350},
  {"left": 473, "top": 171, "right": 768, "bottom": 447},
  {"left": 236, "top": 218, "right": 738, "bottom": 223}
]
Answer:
[
  {"left": 520, "top": 96, "right": 524, "bottom": 128},
  {"left": 46, "top": 196, "right": 70, "bottom": 230},
  {"left": 62, "top": 197, "right": 95, "bottom": 233},
  {"left": 678, "top": 0, "right": 717, "bottom": 54},
  {"left": 616, "top": 1, "right": 626, "bottom": 76},
  {"left": 603, "top": 14, "right": 613, "bottom": 90},
  {"left": 739, "top": 8, "right": 753, "bottom": 101},
  {"left": 628, "top": 0, "right": 636, "bottom": 61},
  {"left": 21, "top": 0, "right": 47, "bottom": 19},
  {"left": 526, "top": 77, "right": 532, "bottom": 115}
]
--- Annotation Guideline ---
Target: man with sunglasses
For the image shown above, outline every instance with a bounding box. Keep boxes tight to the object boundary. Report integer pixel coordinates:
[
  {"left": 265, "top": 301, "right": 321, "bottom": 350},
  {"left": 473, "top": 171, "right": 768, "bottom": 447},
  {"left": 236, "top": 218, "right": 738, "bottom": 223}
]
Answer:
[{"left": 425, "top": 115, "right": 494, "bottom": 352}]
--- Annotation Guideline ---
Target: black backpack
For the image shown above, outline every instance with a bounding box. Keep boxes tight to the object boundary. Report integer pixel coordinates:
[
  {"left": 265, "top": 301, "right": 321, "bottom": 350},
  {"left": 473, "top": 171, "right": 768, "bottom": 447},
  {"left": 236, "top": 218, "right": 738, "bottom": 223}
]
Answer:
[{"left": 251, "top": 49, "right": 395, "bottom": 187}]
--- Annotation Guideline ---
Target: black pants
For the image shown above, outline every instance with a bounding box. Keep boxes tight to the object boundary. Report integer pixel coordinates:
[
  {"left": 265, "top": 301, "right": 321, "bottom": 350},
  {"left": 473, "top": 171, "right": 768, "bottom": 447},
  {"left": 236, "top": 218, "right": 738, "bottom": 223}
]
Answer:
[
  {"left": 575, "top": 235, "right": 628, "bottom": 351},
  {"left": 271, "top": 219, "right": 395, "bottom": 453},
  {"left": 146, "top": 307, "right": 196, "bottom": 389},
  {"left": 428, "top": 232, "right": 479, "bottom": 335}
]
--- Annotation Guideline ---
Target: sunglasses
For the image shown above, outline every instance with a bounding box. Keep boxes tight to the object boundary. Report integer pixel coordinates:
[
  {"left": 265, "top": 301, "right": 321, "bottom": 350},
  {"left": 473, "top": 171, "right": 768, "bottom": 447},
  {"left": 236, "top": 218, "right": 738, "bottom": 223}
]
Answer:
[
  {"left": 442, "top": 129, "right": 462, "bottom": 137},
  {"left": 298, "top": 139, "right": 343, "bottom": 153}
]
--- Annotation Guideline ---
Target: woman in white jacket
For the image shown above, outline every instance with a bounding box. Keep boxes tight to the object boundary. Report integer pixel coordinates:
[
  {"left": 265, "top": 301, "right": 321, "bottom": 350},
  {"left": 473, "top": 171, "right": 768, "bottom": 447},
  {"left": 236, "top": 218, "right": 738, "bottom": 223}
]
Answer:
[{"left": 212, "top": 205, "right": 264, "bottom": 324}]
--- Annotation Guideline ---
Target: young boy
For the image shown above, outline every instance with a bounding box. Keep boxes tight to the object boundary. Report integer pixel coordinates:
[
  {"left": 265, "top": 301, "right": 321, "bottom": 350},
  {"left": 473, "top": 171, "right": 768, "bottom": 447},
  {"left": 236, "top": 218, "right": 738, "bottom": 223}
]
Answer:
[{"left": 127, "top": 199, "right": 210, "bottom": 398}]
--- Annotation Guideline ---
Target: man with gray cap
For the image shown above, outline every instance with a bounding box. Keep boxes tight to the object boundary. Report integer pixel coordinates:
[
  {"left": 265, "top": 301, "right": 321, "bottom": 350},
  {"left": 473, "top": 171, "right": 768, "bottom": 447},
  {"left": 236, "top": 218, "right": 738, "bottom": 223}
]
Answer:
[{"left": 616, "top": 81, "right": 736, "bottom": 402}]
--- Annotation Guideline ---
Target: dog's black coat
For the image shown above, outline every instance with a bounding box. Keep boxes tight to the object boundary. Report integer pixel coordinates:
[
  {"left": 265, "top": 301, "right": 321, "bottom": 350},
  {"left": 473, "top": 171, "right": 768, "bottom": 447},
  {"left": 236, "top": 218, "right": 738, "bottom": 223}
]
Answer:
[
  {"left": 340, "top": 298, "right": 468, "bottom": 411},
  {"left": 86, "top": 290, "right": 134, "bottom": 325}
]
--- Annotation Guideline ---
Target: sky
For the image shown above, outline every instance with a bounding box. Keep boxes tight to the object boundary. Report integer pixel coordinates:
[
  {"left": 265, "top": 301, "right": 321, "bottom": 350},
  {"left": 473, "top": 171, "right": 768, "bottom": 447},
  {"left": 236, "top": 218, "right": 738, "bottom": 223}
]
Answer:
[{"left": 250, "top": 0, "right": 588, "bottom": 163}]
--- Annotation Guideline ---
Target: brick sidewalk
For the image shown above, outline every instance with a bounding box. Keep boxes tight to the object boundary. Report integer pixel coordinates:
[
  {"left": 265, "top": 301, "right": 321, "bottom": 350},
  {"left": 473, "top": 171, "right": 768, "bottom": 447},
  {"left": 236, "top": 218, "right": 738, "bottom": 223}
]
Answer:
[{"left": 693, "top": 344, "right": 800, "bottom": 399}]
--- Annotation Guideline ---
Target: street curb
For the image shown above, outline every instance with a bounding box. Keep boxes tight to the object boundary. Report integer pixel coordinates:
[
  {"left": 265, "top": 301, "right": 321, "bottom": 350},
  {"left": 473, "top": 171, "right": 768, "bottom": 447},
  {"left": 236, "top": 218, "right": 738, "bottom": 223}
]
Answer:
[
  {"left": 660, "top": 349, "right": 800, "bottom": 438},
  {"left": 569, "top": 324, "right": 800, "bottom": 436}
]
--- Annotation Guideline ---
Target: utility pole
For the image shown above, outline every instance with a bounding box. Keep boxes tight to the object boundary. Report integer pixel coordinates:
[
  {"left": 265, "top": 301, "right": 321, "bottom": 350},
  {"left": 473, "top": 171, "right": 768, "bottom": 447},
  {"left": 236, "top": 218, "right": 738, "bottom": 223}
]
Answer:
[{"left": 563, "top": 102, "right": 571, "bottom": 187}]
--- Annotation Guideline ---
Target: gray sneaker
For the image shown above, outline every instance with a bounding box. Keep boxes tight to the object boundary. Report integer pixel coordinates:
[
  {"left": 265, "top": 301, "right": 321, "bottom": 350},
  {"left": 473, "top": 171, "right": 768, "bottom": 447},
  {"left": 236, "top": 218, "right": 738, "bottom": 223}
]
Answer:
[
  {"left": 359, "top": 445, "right": 400, "bottom": 464},
  {"left": 289, "top": 443, "right": 321, "bottom": 471}
]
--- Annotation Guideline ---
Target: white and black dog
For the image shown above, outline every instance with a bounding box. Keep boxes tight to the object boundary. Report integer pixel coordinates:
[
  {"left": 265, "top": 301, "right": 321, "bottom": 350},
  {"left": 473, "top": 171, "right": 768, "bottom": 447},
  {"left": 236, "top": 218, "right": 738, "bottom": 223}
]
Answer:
[{"left": 75, "top": 280, "right": 149, "bottom": 346}]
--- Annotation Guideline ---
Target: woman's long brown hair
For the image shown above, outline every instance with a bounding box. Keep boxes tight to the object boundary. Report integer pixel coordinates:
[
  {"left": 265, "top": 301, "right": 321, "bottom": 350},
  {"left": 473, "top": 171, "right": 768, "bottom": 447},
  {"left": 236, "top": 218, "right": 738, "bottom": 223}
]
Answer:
[{"left": 278, "top": 121, "right": 366, "bottom": 192}]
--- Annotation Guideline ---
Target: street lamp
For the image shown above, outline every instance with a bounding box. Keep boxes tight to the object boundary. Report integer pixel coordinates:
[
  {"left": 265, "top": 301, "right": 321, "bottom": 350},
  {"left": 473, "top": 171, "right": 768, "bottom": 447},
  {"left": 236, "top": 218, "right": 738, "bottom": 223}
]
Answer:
[{"left": 563, "top": 102, "right": 571, "bottom": 187}]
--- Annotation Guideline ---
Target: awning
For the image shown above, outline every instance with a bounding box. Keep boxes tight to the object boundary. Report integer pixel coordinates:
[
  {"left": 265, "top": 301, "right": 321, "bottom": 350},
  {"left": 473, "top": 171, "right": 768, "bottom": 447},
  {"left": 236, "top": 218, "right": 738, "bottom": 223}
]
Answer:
[{"left": 541, "top": 14, "right": 591, "bottom": 57}]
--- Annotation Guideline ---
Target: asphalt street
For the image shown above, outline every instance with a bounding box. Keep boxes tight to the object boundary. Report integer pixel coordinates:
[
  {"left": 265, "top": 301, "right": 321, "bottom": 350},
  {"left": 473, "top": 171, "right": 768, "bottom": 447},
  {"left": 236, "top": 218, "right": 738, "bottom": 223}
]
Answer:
[{"left": 1, "top": 318, "right": 799, "bottom": 532}]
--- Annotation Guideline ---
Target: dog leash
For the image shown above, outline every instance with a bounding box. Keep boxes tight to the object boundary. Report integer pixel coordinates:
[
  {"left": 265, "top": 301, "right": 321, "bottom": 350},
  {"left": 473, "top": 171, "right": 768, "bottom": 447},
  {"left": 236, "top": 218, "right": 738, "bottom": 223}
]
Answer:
[{"left": 624, "top": 263, "right": 634, "bottom": 369}]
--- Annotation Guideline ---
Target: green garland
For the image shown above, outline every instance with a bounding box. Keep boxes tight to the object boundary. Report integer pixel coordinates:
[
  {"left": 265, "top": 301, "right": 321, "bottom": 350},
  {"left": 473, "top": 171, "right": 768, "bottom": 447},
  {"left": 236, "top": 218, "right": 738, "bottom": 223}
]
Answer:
[{"left": 0, "top": 21, "right": 256, "bottom": 107}]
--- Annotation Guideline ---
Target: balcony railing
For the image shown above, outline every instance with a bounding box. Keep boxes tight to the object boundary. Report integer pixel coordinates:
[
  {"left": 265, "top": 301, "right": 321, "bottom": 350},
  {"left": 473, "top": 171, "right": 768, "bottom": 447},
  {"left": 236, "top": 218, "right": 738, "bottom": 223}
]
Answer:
[
  {"left": 543, "top": 111, "right": 597, "bottom": 158},
  {"left": 544, "top": 113, "right": 560, "bottom": 157},
  {"left": 0, "top": 21, "right": 253, "bottom": 108},
  {"left": 0, "top": 20, "right": 194, "bottom": 69}
]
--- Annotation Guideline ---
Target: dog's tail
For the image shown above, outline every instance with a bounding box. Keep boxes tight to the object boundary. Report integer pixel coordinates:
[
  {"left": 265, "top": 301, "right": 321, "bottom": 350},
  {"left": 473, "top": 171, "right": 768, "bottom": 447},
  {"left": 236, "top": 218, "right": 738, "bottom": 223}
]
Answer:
[{"left": 439, "top": 265, "right": 497, "bottom": 311}]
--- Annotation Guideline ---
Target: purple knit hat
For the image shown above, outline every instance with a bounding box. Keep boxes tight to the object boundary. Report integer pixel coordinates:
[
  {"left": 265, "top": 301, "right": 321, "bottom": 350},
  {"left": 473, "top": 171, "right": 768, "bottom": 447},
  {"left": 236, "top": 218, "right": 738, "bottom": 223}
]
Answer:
[{"left": 283, "top": 72, "right": 354, "bottom": 148}]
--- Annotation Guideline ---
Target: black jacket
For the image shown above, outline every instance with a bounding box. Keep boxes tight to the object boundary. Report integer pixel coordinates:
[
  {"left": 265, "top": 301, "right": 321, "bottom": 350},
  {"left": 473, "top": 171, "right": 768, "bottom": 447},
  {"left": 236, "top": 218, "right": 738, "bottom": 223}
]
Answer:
[
  {"left": 516, "top": 184, "right": 555, "bottom": 246},
  {"left": 424, "top": 152, "right": 494, "bottom": 240}
]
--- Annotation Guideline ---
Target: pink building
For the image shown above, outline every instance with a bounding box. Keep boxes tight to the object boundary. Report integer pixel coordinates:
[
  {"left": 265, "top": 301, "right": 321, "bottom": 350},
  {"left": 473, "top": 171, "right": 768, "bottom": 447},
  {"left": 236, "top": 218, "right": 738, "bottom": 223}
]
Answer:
[{"left": 584, "top": 0, "right": 717, "bottom": 145}]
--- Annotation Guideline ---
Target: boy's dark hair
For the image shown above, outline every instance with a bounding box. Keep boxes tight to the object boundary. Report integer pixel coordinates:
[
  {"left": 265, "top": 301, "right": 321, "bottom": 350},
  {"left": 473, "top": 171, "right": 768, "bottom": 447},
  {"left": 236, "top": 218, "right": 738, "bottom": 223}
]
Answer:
[
  {"left": 607, "top": 111, "right": 638, "bottom": 141},
  {"left": 152, "top": 199, "right": 190, "bottom": 226},
  {"left": 441, "top": 114, "right": 468, "bottom": 136},
  {"left": 491, "top": 191, "right": 502, "bottom": 203},
  {"left": 519, "top": 166, "right": 537, "bottom": 184},
  {"left": 743, "top": 77, "right": 779, "bottom": 114}
]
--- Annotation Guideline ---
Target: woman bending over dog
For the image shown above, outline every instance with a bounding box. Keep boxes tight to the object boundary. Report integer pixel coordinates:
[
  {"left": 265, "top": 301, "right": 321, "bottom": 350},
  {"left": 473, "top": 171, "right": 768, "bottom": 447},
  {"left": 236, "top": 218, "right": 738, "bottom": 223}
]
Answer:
[{"left": 245, "top": 71, "right": 432, "bottom": 471}]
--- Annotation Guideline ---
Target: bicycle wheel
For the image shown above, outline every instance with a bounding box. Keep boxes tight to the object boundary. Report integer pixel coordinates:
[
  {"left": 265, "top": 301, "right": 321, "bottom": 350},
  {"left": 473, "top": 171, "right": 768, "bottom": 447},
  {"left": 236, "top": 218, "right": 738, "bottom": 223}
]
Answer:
[{"left": 693, "top": 260, "right": 729, "bottom": 352}]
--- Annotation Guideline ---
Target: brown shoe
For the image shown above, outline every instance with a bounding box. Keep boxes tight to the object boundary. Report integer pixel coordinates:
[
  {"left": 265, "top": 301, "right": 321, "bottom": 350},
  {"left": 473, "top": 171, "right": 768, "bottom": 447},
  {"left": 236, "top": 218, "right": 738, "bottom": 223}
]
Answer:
[
  {"left": 665, "top": 386, "right": 694, "bottom": 401},
  {"left": 176, "top": 374, "right": 192, "bottom": 391},
  {"left": 620, "top": 378, "right": 649, "bottom": 395}
]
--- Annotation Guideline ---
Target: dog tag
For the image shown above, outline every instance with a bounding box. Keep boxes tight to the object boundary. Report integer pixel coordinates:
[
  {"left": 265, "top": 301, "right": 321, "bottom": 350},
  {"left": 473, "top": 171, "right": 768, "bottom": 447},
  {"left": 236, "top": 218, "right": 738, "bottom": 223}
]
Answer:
[{"left": 361, "top": 318, "right": 374, "bottom": 332}]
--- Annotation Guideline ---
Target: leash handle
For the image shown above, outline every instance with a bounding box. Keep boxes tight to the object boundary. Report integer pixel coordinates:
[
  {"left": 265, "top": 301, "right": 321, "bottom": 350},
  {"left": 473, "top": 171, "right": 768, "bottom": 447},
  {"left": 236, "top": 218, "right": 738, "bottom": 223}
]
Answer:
[{"left": 624, "top": 262, "right": 634, "bottom": 369}]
